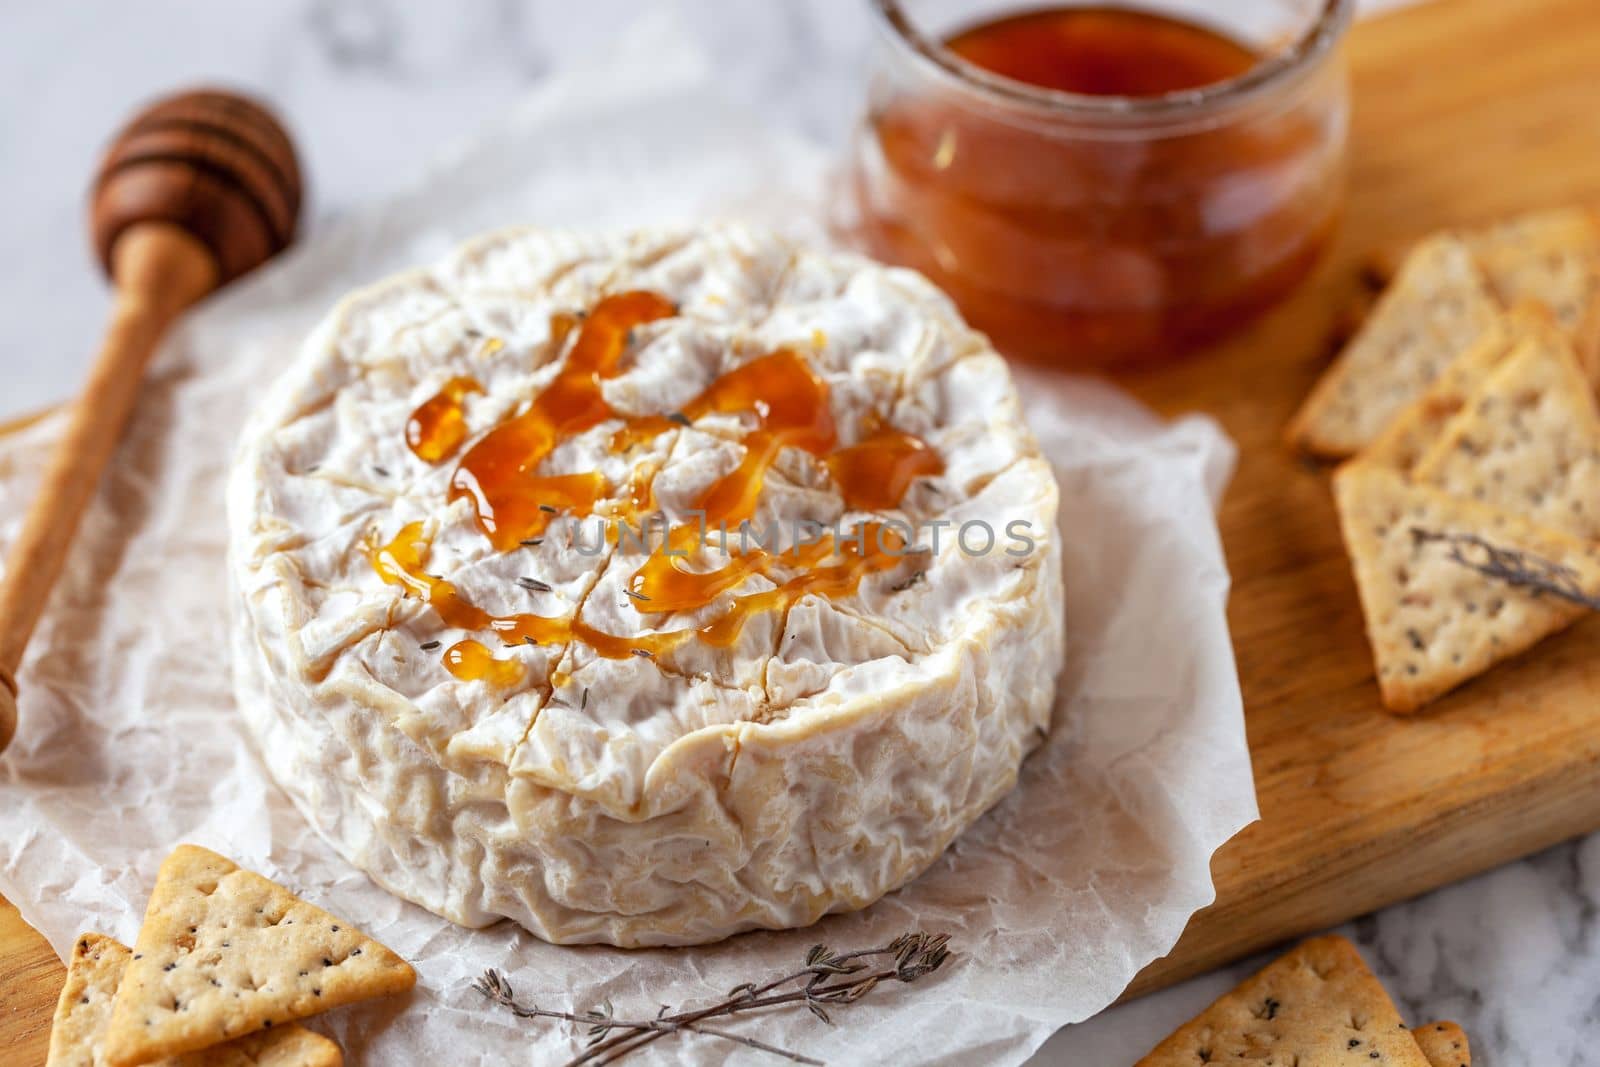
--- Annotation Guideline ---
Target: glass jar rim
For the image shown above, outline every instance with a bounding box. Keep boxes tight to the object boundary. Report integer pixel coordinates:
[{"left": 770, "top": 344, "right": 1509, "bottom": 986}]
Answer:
[{"left": 870, "top": 0, "right": 1355, "bottom": 119}]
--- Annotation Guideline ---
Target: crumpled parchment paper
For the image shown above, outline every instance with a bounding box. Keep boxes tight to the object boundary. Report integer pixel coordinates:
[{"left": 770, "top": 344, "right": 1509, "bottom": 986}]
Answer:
[{"left": 0, "top": 10, "right": 1255, "bottom": 1065}]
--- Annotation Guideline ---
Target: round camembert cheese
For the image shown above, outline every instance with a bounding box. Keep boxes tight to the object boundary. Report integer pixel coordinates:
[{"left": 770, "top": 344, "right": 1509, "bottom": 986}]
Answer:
[{"left": 227, "top": 225, "right": 1064, "bottom": 945}]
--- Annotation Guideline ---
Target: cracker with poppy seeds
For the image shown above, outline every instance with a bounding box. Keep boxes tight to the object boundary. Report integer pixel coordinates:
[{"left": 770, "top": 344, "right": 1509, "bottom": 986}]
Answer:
[
  {"left": 1465, "top": 206, "right": 1600, "bottom": 376},
  {"left": 1332, "top": 465, "right": 1600, "bottom": 713},
  {"left": 1363, "top": 208, "right": 1600, "bottom": 381},
  {"left": 103, "top": 846, "right": 414, "bottom": 1067},
  {"left": 1135, "top": 935, "right": 1431, "bottom": 1066},
  {"left": 1412, "top": 321, "right": 1600, "bottom": 542},
  {"left": 1461, "top": 204, "right": 1600, "bottom": 254},
  {"left": 1411, "top": 1020, "right": 1471, "bottom": 1067},
  {"left": 1355, "top": 306, "right": 1548, "bottom": 474},
  {"left": 47, "top": 932, "right": 342, "bottom": 1067},
  {"left": 1289, "top": 234, "right": 1501, "bottom": 458}
]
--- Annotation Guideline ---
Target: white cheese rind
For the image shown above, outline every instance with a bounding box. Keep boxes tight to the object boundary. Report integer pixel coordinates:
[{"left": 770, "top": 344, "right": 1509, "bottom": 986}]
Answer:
[{"left": 227, "top": 225, "right": 1065, "bottom": 945}]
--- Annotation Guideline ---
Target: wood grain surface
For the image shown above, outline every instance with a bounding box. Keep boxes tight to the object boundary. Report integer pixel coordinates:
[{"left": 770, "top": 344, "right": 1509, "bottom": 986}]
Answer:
[
  {"left": 1121, "top": 0, "right": 1600, "bottom": 997},
  {"left": 4, "top": 0, "right": 1600, "bottom": 1058},
  {"left": 0, "top": 894, "right": 62, "bottom": 1063}
]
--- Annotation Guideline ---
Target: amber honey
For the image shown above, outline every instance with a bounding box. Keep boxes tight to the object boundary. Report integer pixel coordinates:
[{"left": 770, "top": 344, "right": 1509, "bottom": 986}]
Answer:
[
  {"left": 851, "top": 2, "right": 1351, "bottom": 368},
  {"left": 406, "top": 376, "right": 482, "bottom": 462},
  {"left": 443, "top": 639, "right": 524, "bottom": 687},
  {"left": 380, "top": 292, "right": 943, "bottom": 679},
  {"left": 946, "top": 7, "right": 1255, "bottom": 96}
]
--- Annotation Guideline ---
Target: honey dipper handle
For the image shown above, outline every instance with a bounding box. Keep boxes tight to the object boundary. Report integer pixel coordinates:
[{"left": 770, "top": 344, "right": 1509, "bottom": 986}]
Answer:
[{"left": 0, "top": 223, "right": 218, "bottom": 752}]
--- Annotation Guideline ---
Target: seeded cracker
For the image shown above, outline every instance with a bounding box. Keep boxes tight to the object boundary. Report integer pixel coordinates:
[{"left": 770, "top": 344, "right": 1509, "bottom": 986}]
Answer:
[
  {"left": 1464, "top": 206, "right": 1600, "bottom": 378},
  {"left": 1411, "top": 323, "right": 1600, "bottom": 542},
  {"left": 1359, "top": 208, "right": 1600, "bottom": 382},
  {"left": 1355, "top": 306, "right": 1549, "bottom": 474},
  {"left": 1135, "top": 935, "right": 1431, "bottom": 1066},
  {"left": 1289, "top": 235, "right": 1500, "bottom": 458},
  {"left": 47, "top": 933, "right": 341, "bottom": 1067},
  {"left": 1333, "top": 465, "right": 1600, "bottom": 713},
  {"left": 1411, "top": 1020, "right": 1472, "bottom": 1067},
  {"left": 103, "top": 846, "right": 414, "bottom": 1067}
]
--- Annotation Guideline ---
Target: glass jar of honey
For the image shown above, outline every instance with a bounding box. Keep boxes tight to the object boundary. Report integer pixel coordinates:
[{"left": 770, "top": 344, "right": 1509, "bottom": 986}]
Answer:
[{"left": 846, "top": 0, "right": 1354, "bottom": 369}]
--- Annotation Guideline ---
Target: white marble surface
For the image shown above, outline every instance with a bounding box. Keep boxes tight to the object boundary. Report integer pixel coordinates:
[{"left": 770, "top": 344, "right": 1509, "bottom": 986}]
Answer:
[{"left": 1, "top": 2, "right": 1591, "bottom": 1064}]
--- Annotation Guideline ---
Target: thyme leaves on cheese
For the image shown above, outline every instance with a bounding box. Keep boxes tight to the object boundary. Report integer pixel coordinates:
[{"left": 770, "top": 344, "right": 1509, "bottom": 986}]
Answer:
[{"left": 473, "top": 931, "right": 954, "bottom": 1065}]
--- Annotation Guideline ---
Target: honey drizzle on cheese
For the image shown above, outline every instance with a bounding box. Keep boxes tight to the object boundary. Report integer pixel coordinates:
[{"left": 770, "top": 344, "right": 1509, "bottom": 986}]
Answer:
[
  {"left": 825, "top": 424, "right": 945, "bottom": 513},
  {"left": 406, "top": 376, "right": 483, "bottom": 462},
  {"left": 376, "top": 290, "right": 945, "bottom": 678},
  {"left": 373, "top": 519, "right": 912, "bottom": 668},
  {"left": 443, "top": 639, "right": 524, "bottom": 687},
  {"left": 446, "top": 291, "right": 677, "bottom": 551}
]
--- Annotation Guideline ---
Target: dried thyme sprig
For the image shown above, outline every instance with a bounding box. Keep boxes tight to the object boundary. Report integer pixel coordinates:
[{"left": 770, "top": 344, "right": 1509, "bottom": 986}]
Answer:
[
  {"left": 473, "top": 971, "right": 819, "bottom": 1064},
  {"left": 571, "top": 932, "right": 952, "bottom": 1065},
  {"left": 473, "top": 931, "right": 954, "bottom": 1066},
  {"left": 1411, "top": 528, "right": 1600, "bottom": 611}
]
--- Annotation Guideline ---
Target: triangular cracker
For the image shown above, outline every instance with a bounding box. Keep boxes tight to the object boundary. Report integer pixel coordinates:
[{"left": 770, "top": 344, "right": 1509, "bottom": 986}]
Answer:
[
  {"left": 1412, "top": 1020, "right": 1471, "bottom": 1067},
  {"left": 1135, "top": 935, "right": 1431, "bottom": 1066},
  {"left": 1394, "top": 208, "right": 1600, "bottom": 383},
  {"left": 1355, "top": 306, "right": 1541, "bottom": 473},
  {"left": 1289, "top": 234, "right": 1501, "bottom": 457},
  {"left": 1465, "top": 206, "right": 1600, "bottom": 381},
  {"left": 104, "top": 847, "right": 413, "bottom": 1067},
  {"left": 1333, "top": 465, "right": 1600, "bottom": 713},
  {"left": 47, "top": 932, "right": 342, "bottom": 1067},
  {"left": 1462, "top": 205, "right": 1600, "bottom": 252},
  {"left": 1412, "top": 324, "right": 1600, "bottom": 541}
]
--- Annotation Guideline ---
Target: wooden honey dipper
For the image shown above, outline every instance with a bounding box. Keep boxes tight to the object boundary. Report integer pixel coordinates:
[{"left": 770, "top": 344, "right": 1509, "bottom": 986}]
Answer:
[{"left": 0, "top": 89, "right": 302, "bottom": 753}]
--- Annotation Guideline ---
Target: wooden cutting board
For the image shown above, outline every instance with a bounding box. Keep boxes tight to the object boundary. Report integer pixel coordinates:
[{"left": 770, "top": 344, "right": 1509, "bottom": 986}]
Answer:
[
  {"left": 4, "top": 0, "right": 1600, "bottom": 1058},
  {"left": 1119, "top": 0, "right": 1600, "bottom": 998}
]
